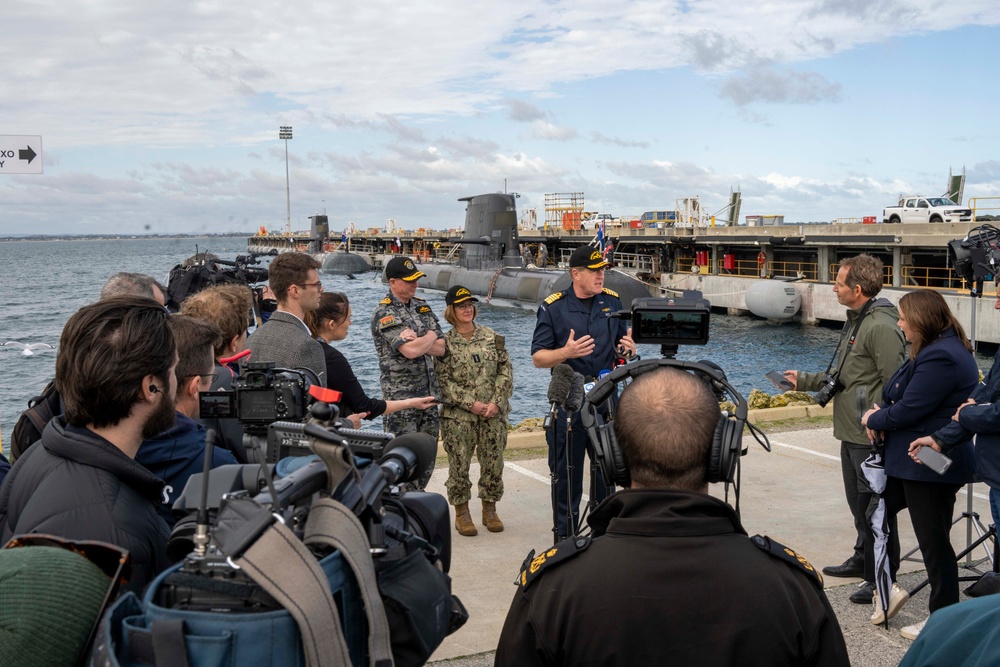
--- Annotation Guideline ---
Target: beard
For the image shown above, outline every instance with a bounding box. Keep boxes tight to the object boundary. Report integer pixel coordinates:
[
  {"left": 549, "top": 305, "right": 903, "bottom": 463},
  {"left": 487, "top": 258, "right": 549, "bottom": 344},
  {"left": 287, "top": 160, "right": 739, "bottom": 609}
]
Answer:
[{"left": 141, "top": 389, "right": 177, "bottom": 439}]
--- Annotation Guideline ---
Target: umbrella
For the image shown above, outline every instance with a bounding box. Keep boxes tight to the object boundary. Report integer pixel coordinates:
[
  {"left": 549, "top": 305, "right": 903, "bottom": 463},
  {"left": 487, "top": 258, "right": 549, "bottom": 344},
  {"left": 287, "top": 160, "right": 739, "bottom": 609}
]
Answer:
[
  {"left": 861, "top": 446, "right": 891, "bottom": 628},
  {"left": 858, "top": 388, "right": 892, "bottom": 629}
]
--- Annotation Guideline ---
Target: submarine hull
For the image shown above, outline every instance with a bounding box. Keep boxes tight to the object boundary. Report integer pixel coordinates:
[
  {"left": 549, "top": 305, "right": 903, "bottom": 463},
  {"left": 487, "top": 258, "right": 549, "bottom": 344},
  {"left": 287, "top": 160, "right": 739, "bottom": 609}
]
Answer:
[
  {"left": 415, "top": 264, "right": 652, "bottom": 309},
  {"left": 321, "top": 251, "right": 373, "bottom": 276}
]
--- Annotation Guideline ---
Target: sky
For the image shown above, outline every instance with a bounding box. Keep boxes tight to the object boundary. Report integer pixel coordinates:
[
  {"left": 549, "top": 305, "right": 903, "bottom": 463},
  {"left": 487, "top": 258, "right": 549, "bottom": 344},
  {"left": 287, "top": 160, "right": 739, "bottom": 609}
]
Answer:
[{"left": 1, "top": 0, "right": 998, "bottom": 236}]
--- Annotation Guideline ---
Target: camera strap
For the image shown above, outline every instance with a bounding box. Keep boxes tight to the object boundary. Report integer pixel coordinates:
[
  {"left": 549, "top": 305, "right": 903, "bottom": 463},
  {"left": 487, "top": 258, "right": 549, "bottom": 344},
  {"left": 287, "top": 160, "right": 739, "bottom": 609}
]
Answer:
[
  {"left": 304, "top": 498, "right": 395, "bottom": 667},
  {"left": 826, "top": 298, "right": 876, "bottom": 376}
]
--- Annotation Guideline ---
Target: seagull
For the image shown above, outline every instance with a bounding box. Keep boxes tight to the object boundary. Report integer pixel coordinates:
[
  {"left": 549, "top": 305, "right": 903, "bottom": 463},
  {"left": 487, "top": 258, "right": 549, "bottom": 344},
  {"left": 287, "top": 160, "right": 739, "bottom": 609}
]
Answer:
[{"left": 3, "top": 341, "right": 56, "bottom": 356}]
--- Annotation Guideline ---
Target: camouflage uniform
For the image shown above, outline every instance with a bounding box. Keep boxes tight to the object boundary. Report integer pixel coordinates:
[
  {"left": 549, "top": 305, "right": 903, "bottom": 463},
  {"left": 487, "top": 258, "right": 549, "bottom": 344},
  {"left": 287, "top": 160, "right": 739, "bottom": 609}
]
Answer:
[
  {"left": 435, "top": 325, "right": 514, "bottom": 505},
  {"left": 371, "top": 291, "right": 445, "bottom": 438}
]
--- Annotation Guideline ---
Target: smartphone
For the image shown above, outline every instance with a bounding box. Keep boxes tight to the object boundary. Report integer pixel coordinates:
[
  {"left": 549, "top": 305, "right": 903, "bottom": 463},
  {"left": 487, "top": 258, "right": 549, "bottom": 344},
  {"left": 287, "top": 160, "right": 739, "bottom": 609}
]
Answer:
[
  {"left": 765, "top": 371, "right": 794, "bottom": 391},
  {"left": 915, "top": 446, "right": 953, "bottom": 475}
]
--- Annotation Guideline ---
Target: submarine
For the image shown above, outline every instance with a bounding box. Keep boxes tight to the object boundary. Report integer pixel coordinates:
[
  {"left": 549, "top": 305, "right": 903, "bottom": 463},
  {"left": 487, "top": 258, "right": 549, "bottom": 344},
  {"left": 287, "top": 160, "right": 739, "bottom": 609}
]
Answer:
[{"left": 409, "top": 193, "right": 654, "bottom": 309}]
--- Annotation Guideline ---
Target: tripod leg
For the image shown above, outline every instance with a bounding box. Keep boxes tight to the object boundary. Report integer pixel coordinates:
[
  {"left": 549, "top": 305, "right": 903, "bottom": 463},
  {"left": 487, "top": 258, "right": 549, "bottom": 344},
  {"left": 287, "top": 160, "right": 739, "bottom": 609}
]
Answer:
[{"left": 566, "top": 421, "right": 576, "bottom": 536}]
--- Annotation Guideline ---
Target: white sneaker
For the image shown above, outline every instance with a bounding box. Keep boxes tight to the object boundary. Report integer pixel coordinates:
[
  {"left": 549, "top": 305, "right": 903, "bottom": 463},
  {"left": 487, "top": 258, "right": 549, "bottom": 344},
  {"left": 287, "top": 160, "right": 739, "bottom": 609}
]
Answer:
[
  {"left": 870, "top": 583, "right": 910, "bottom": 625},
  {"left": 900, "top": 618, "right": 927, "bottom": 640}
]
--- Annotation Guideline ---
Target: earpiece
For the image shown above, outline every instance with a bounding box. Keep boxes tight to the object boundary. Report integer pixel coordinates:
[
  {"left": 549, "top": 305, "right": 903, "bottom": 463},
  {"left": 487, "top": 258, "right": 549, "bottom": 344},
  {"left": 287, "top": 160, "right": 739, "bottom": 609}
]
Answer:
[
  {"left": 580, "top": 359, "right": 748, "bottom": 489},
  {"left": 149, "top": 385, "right": 159, "bottom": 394}
]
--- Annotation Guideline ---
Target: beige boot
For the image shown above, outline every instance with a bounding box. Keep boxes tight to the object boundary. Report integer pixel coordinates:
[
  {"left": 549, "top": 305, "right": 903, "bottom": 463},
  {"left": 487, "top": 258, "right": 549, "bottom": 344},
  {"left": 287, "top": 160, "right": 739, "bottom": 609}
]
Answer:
[
  {"left": 482, "top": 501, "right": 504, "bottom": 533},
  {"left": 454, "top": 503, "right": 478, "bottom": 537}
]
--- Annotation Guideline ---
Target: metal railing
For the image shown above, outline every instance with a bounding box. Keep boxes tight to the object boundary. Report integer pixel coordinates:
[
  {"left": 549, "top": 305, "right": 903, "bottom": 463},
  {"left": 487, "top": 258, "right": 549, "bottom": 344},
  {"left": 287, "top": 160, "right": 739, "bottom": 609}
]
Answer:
[{"left": 970, "top": 197, "right": 1000, "bottom": 221}]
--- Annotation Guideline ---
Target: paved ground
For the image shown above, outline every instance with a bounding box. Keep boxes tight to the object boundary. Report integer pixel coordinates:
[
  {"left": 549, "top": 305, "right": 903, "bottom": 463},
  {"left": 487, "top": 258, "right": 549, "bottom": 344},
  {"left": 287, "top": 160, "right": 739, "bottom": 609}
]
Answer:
[{"left": 423, "top": 425, "right": 997, "bottom": 667}]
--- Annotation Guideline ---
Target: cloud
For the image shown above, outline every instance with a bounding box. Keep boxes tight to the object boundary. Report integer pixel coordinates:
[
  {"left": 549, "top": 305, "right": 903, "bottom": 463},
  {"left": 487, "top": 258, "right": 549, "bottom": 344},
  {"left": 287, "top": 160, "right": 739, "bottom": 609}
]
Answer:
[
  {"left": 504, "top": 99, "right": 548, "bottom": 123},
  {"left": 591, "top": 132, "right": 650, "bottom": 149},
  {"left": 718, "top": 65, "right": 843, "bottom": 106},
  {"left": 524, "top": 121, "right": 578, "bottom": 141}
]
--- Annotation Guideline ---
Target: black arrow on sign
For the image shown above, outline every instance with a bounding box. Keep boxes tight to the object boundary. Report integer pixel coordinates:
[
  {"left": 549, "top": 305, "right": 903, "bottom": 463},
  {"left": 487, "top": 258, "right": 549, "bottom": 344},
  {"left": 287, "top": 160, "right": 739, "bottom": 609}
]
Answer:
[{"left": 19, "top": 146, "right": 37, "bottom": 164}]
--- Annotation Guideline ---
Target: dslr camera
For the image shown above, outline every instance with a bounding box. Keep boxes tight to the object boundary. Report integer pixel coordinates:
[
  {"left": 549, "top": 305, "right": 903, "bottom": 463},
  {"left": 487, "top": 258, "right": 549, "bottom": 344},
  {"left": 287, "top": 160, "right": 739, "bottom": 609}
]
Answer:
[{"left": 811, "top": 373, "right": 843, "bottom": 408}]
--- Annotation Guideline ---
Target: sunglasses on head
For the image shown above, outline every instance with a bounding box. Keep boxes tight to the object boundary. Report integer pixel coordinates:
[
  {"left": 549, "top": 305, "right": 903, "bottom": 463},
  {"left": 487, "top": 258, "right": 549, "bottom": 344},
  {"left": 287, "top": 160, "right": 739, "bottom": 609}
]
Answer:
[{"left": 4, "top": 534, "right": 131, "bottom": 665}]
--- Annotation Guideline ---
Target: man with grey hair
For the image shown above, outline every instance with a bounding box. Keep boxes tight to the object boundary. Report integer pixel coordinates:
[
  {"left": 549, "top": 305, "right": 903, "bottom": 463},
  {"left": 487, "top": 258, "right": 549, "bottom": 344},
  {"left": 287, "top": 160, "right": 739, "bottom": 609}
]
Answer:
[
  {"left": 496, "top": 368, "right": 849, "bottom": 666},
  {"left": 100, "top": 272, "right": 167, "bottom": 306},
  {"left": 784, "top": 253, "right": 906, "bottom": 605}
]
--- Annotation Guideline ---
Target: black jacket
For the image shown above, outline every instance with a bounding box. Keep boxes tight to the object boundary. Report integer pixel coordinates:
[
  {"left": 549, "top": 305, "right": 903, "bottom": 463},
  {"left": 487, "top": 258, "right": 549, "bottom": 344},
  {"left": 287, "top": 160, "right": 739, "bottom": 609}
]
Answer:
[
  {"left": 322, "top": 341, "right": 387, "bottom": 420},
  {"left": 495, "top": 489, "right": 849, "bottom": 667},
  {"left": 0, "top": 418, "right": 172, "bottom": 595}
]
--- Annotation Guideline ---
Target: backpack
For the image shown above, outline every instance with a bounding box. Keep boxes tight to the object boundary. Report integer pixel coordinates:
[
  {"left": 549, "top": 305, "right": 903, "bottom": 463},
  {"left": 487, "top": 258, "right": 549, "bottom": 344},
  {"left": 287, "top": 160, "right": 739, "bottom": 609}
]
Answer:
[{"left": 10, "top": 381, "right": 61, "bottom": 461}]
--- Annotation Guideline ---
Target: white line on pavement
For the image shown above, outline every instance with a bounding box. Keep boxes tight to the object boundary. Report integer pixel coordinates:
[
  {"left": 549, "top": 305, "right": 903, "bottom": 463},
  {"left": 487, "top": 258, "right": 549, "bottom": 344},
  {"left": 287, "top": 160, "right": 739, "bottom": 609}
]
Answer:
[{"left": 506, "top": 462, "right": 590, "bottom": 502}]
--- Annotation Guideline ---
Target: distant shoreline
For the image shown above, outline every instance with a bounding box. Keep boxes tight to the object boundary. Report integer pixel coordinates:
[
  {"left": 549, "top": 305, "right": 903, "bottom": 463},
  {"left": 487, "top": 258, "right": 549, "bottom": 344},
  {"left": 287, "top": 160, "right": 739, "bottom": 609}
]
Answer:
[{"left": 0, "top": 233, "right": 252, "bottom": 243}]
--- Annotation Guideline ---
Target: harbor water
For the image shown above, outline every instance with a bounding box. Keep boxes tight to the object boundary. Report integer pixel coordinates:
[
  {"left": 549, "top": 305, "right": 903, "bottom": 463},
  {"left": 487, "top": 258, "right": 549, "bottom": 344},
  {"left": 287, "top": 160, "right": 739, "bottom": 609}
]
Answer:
[{"left": 1, "top": 236, "right": 987, "bottom": 455}]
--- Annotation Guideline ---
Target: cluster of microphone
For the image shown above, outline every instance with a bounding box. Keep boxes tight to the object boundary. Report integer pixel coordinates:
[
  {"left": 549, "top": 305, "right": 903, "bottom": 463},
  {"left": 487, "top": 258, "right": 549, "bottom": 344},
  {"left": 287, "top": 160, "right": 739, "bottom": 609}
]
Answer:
[{"left": 543, "top": 363, "right": 586, "bottom": 430}]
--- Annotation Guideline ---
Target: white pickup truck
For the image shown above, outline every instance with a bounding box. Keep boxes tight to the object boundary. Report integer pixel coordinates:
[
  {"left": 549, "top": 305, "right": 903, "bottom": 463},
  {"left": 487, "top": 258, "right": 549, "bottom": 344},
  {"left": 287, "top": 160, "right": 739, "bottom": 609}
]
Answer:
[
  {"left": 581, "top": 213, "right": 620, "bottom": 230},
  {"left": 882, "top": 196, "right": 972, "bottom": 224}
]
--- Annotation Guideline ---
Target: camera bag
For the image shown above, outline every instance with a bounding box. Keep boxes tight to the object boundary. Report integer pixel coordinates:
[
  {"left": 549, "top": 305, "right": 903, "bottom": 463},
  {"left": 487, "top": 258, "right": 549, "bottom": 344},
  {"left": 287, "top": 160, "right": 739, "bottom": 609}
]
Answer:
[{"left": 92, "top": 496, "right": 392, "bottom": 667}]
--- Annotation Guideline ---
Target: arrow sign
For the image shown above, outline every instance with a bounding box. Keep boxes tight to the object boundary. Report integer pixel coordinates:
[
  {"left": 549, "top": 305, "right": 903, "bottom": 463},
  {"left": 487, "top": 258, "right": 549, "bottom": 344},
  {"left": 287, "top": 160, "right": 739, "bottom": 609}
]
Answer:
[{"left": 0, "top": 135, "right": 43, "bottom": 174}]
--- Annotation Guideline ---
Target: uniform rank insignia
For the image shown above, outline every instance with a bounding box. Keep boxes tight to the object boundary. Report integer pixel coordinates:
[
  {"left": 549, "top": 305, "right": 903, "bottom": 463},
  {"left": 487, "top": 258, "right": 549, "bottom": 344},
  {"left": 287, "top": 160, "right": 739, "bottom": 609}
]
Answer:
[
  {"left": 418, "top": 305, "right": 431, "bottom": 314},
  {"left": 380, "top": 297, "right": 392, "bottom": 305},
  {"left": 751, "top": 535, "right": 823, "bottom": 588},
  {"left": 495, "top": 335, "right": 505, "bottom": 351},
  {"left": 378, "top": 315, "right": 396, "bottom": 329},
  {"left": 543, "top": 292, "right": 565, "bottom": 305},
  {"left": 515, "top": 536, "right": 591, "bottom": 590},
  {"left": 601, "top": 287, "right": 619, "bottom": 298}
]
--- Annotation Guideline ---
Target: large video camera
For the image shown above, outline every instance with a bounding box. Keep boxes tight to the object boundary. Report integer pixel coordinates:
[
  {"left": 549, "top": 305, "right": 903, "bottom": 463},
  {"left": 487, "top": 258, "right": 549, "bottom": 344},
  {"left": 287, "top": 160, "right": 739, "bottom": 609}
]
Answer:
[
  {"left": 163, "top": 392, "right": 464, "bottom": 664},
  {"left": 165, "top": 248, "right": 277, "bottom": 311},
  {"left": 948, "top": 225, "right": 1000, "bottom": 285}
]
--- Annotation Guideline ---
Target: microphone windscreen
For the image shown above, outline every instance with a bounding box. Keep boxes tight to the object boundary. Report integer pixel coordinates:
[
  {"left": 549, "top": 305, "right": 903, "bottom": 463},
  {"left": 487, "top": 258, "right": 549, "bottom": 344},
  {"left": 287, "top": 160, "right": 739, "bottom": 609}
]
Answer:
[
  {"left": 563, "top": 373, "right": 586, "bottom": 413},
  {"left": 546, "top": 363, "right": 575, "bottom": 404},
  {"left": 384, "top": 431, "right": 437, "bottom": 488}
]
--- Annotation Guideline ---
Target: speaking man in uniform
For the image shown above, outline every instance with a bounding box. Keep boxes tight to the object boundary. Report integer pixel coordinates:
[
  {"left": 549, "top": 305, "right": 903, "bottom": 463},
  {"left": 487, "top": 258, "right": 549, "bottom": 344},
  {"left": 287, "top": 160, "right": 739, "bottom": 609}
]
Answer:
[
  {"left": 531, "top": 245, "right": 636, "bottom": 540},
  {"left": 784, "top": 254, "right": 905, "bottom": 603},
  {"left": 495, "top": 368, "right": 850, "bottom": 667},
  {"left": 371, "top": 256, "right": 446, "bottom": 441}
]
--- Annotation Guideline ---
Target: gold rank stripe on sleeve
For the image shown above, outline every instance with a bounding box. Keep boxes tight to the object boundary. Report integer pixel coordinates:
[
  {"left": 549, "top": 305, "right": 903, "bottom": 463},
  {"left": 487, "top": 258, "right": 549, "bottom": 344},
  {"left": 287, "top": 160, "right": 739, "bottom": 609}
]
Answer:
[
  {"left": 543, "top": 292, "right": 565, "bottom": 305},
  {"left": 751, "top": 534, "right": 824, "bottom": 588},
  {"left": 601, "top": 288, "right": 619, "bottom": 298}
]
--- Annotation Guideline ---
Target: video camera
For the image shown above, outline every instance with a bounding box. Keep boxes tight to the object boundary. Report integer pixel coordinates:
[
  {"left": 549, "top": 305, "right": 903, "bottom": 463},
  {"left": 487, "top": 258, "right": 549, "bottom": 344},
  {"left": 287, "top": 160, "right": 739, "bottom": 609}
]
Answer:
[
  {"left": 200, "top": 362, "right": 310, "bottom": 438},
  {"left": 165, "top": 248, "right": 277, "bottom": 311},
  {"left": 948, "top": 225, "right": 1000, "bottom": 285},
  {"left": 613, "top": 292, "right": 712, "bottom": 357},
  {"left": 162, "top": 390, "right": 465, "bottom": 663}
]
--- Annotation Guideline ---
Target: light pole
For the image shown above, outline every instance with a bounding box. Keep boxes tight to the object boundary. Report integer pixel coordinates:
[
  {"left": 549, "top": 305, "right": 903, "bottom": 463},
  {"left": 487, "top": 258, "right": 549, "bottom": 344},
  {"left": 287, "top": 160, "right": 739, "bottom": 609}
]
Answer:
[{"left": 279, "top": 125, "right": 293, "bottom": 234}]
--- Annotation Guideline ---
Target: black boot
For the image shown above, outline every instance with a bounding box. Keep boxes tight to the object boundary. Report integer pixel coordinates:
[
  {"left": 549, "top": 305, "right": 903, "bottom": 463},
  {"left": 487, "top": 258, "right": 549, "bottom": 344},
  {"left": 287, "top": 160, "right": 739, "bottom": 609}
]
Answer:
[{"left": 822, "top": 556, "right": 864, "bottom": 578}]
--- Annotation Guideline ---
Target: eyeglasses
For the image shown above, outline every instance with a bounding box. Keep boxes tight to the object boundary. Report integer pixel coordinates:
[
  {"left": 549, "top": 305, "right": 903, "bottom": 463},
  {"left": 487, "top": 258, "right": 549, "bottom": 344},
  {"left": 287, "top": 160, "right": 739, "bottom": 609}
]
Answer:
[
  {"left": 297, "top": 281, "right": 323, "bottom": 290},
  {"left": 4, "top": 533, "right": 131, "bottom": 665},
  {"left": 455, "top": 302, "right": 476, "bottom": 310}
]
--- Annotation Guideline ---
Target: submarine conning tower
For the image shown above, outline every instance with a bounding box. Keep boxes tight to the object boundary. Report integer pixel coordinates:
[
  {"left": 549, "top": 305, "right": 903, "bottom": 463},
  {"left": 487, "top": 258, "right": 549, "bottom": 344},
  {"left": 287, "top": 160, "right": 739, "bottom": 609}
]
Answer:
[{"left": 458, "top": 193, "right": 523, "bottom": 270}]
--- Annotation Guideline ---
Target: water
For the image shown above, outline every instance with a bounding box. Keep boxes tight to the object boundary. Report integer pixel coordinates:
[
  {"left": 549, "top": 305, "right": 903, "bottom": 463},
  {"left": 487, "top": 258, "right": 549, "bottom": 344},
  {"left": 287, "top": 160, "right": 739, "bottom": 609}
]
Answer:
[{"left": 4, "top": 236, "right": 986, "bottom": 455}]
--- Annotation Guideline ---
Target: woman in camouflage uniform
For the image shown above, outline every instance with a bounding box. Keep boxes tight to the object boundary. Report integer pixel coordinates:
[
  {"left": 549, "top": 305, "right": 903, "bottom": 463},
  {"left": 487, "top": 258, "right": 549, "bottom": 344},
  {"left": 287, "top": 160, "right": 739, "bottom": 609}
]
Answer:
[{"left": 435, "top": 286, "right": 514, "bottom": 537}]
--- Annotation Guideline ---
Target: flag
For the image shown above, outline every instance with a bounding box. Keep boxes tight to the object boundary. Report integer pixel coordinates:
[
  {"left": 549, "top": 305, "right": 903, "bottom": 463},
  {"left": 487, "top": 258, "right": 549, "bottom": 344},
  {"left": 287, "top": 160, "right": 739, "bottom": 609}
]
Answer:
[
  {"left": 340, "top": 230, "right": 347, "bottom": 244},
  {"left": 596, "top": 219, "right": 606, "bottom": 251}
]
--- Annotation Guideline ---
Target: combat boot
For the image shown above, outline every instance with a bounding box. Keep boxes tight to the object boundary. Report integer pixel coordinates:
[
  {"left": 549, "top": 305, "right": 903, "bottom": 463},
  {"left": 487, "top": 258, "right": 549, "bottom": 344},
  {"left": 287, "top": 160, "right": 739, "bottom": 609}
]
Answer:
[
  {"left": 454, "top": 503, "right": 478, "bottom": 537},
  {"left": 482, "top": 501, "right": 504, "bottom": 532}
]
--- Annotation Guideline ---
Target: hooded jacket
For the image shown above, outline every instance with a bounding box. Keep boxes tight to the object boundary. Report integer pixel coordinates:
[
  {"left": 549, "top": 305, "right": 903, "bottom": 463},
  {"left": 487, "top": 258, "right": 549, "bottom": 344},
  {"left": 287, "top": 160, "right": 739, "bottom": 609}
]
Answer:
[
  {"left": 0, "top": 419, "right": 171, "bottom": 595},
  {"left": 136, "top": 411, "right": 237, "bottom": 526},
  {"left": 797, "top": 297, "right": 905, "bottom": 446}
]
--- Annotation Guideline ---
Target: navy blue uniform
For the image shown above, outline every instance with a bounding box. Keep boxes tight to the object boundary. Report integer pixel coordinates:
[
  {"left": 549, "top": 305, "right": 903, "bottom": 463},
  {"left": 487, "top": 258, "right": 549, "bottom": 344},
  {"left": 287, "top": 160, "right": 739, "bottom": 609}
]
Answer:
[{"left": 531, "top": 287, "right": 628, "bottom": 539}]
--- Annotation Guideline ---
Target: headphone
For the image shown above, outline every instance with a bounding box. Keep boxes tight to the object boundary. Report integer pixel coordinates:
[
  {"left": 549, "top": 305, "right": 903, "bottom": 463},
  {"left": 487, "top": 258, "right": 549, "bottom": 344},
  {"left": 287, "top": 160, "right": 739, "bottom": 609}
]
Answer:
[
  {"left": 149, "top": 385, "right": 159, "bottom": 394},
  {"left": 580, "top": 358, "right": 750, "bottom": 489}
]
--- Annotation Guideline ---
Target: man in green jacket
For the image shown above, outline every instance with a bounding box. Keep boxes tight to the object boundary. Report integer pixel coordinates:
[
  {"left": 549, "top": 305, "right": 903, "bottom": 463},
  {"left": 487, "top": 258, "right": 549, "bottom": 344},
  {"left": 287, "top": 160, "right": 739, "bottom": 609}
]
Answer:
[{"left": 784, "top": 254, "right": 905, "bottom": 604}]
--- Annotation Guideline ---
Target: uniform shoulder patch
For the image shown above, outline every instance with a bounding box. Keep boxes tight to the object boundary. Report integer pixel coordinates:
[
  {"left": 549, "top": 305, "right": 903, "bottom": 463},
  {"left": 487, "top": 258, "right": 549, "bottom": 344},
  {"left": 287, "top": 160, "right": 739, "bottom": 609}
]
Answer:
[
  {"left": 601, "top": 287, "right": 619, "bottom": 298},
  {"left": 378, "top": 315, "right": 397, "bottom": 330},
  {"left": 380, "top": 297, "right": 392, "bottom": 305},
  {"left": 494, "top": 334, "right": 506, "bottom": 351},
  {"left": 412, "top": 295, "right": 426, "bottom": 302},
  {"left": 543, "top": 291, "right": 565, "bottom": 305},
  {"left": 515, "top": 536, "right": 591, "bottom": 591},
  {"left": 751, "top": 535, "right": 823, "bottom": 589}
]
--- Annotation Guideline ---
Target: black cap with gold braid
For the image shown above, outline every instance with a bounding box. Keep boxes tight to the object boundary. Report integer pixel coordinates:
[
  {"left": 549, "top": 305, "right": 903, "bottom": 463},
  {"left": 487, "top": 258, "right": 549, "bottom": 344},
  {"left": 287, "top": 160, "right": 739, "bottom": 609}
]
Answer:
[{"left": 569, "top": 246, "right": 610, "bottom": 270}]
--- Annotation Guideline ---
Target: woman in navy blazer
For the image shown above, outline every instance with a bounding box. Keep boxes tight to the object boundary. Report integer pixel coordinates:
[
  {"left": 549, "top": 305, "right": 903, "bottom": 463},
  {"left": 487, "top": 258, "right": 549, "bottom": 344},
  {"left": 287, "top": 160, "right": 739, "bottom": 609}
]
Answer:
[{"left": 863, "top": 290, "right": 977, "bottom": 633}]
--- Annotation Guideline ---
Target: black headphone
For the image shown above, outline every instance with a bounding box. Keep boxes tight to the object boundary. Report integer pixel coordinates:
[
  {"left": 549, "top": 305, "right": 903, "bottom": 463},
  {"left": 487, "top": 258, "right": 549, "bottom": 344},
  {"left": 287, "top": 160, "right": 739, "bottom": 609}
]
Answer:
[
  {"left": 580, "top": 358, "right": 750, "bottom": 489},
  {"left": 149, "top": 385, "right": 159, "bottom": 394}
]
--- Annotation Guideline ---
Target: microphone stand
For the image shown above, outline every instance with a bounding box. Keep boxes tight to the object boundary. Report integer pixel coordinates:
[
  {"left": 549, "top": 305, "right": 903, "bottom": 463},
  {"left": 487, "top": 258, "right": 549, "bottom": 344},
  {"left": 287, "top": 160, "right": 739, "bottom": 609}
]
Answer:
[{"left": 565, "top": 407, "right": 576, "bottom": 538}]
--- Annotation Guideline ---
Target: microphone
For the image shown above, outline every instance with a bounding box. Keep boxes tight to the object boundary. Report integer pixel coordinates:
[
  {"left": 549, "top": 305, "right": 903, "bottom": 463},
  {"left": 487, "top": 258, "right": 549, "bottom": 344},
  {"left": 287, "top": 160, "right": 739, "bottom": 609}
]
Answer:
[
  {"left": 543, "top": 364, "right": 575, "bottom": 430},
  {"left": 563, "top": 373, "right": 586, "bottom": 414}
]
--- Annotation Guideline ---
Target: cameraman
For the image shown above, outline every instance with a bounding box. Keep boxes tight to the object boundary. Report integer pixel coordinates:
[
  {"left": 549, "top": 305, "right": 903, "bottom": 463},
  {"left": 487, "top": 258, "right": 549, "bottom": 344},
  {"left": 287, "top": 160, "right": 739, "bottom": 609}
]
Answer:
[
  {"left": 495, "top": 368, "right": 849, "bottom": 666},
  {"left": 784, "top": 254, "right": 905, "bottom": 600}
]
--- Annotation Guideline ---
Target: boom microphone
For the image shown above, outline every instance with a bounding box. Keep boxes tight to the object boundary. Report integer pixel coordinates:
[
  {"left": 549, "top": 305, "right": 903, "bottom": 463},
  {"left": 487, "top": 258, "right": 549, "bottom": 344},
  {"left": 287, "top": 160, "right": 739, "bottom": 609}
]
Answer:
[
  {"left": 563, "top": 373, "right": 586, "bottom": 414},
  {"left": 543, "top": 364, "right": 575, "bottom": 430}
]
